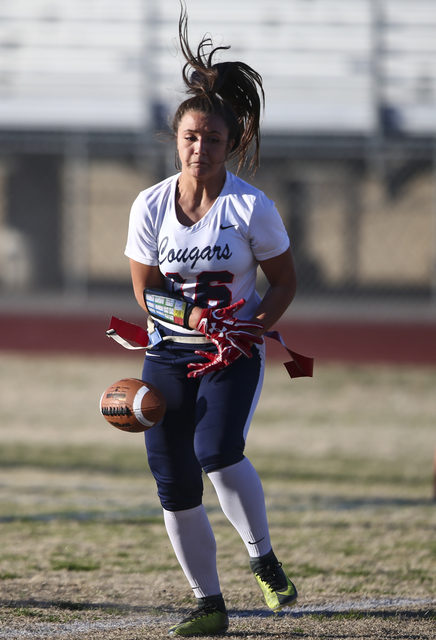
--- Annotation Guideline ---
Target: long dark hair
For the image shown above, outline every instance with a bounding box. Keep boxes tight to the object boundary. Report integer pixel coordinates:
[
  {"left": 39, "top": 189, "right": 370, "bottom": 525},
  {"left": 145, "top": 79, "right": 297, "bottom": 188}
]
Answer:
[{"left": 172, "top": 2, "right": 265, "bottom": 175}]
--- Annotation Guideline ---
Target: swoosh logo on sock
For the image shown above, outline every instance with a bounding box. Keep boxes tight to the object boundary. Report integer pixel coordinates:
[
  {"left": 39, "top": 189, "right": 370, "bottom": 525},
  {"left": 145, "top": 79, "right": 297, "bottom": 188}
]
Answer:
[{"left": 248, "top": 537, "right": 265, "bottom": 545}]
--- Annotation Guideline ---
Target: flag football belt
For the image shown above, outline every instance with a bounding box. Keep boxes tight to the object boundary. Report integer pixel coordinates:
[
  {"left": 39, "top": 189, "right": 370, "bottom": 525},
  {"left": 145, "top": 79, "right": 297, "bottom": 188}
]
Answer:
[
  {"left": 106, "top": 316, "right": 314, "bottom": 379},
  {"left": 107, "top": 316, "right": 210, "bottom": 350}
]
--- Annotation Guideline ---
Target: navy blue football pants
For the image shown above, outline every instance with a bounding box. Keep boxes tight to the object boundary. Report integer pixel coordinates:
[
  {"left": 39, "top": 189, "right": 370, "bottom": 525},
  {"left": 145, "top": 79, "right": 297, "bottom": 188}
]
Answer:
[{"left": 141, "top": 322, "right": 265, "bottom": 512}]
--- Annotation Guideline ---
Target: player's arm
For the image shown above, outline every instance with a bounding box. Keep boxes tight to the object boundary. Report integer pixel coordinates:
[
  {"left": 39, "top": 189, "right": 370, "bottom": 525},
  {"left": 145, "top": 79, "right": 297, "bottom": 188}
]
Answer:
[
  {"left": 129, "top": 260, "right": 165, "bottom": 313},
  {"left": 251, "top": 247, "right": 297, "bottom": 335},
  {"left": 129, "top": 259, "right": 203, "bottom": 327}
]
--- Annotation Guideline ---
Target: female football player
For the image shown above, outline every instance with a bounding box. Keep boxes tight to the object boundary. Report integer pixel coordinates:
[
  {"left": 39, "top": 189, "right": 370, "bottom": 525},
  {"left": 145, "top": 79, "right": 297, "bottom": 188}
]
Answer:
[{"left": 125, "top": 4, "right": 298, "bottom": 636}]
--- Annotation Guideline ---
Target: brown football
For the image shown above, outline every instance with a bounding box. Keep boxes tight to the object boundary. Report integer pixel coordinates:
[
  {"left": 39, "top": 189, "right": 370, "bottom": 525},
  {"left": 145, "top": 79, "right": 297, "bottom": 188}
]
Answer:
[{"left": 100, "top": 378, "right": 166, "bottom": 432}]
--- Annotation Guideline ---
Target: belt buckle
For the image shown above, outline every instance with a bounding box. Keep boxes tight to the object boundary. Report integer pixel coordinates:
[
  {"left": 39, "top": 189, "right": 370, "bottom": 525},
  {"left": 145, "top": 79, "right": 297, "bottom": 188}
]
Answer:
[{"left": 148, "top": 327, "right": 163, "bottom": 346}]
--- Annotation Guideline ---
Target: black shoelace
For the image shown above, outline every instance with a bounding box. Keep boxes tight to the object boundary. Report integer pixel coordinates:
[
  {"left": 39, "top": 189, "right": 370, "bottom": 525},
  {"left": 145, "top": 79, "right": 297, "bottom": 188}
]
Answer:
[
  {"left": 180, "top": 602, "right": 220, "bottom": 623},
  {"left": 256, "top": 563, "right": 287, "bottom": 591}
]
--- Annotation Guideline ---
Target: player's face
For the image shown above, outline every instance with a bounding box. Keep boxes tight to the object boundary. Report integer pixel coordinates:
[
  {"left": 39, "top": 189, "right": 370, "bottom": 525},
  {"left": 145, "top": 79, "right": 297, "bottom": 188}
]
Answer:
[{"left": 176, "top": 111, "right": 233, "bottom": 183}]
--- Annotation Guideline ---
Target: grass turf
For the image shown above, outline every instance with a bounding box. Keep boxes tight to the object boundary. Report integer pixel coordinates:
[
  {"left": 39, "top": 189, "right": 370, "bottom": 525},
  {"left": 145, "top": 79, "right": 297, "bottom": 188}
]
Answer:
[{"left": 0, "top": 354, "right": 435, "bottom": 638}]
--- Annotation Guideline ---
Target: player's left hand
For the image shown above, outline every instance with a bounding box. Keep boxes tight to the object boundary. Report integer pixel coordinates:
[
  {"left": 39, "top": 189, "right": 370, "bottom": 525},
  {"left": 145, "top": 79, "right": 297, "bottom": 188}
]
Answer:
[
  {"left": 196, "top": 299, "right": 264, "bottom": 355},
  {"left": 187, "top": 341, "right": 249, "bottom": 378}
]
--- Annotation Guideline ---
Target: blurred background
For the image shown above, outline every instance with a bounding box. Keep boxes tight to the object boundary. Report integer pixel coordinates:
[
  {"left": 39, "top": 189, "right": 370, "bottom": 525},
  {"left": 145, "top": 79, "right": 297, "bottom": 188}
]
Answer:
[{"left": 0, "top": 0, "right": 436, "bottom": 355}]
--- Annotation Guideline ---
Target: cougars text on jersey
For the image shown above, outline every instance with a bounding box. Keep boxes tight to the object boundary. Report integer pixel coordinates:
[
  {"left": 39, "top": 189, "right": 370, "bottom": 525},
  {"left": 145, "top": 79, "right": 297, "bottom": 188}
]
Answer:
[{"left": 158, "top": 236, "right": 233, "bottom": 270}]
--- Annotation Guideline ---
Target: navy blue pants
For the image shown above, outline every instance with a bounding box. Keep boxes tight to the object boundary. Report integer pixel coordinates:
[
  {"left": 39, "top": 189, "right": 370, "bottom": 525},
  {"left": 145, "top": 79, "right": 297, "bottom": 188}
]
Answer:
[{"left": 141, "top": 323, "right": 265, "bottom": 512}]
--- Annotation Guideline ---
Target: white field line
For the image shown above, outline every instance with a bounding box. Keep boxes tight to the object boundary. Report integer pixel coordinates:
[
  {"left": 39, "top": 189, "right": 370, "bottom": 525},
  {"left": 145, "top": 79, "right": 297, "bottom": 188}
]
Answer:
[
  {"left": 0, "top": 618, "right": 168, "bottom": 639},
  {"left": 0, "top": 598, "right": 435, "bottom": 639},
  {"left": 290, "top": 597, "right": 436, "bottom": 615}
]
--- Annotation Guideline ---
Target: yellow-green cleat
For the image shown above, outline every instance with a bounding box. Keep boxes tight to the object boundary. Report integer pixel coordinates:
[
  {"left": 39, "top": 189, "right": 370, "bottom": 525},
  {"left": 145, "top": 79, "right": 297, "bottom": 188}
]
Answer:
[
  {"left": 168, "top": 598, "right": 229, "bottom": 637},
  {"left": 250, "top": 550, "right": 298, "bottom": 612}
]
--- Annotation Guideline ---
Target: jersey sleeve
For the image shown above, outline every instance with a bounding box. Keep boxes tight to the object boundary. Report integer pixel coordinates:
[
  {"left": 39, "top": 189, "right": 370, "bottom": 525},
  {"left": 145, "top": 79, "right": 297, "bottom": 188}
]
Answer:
[
  {"left": 248, "top": 193, "right": 290, "bottom": 261},
  {"left": 124, "top": 192, "right": 159, "bottom": 266}
]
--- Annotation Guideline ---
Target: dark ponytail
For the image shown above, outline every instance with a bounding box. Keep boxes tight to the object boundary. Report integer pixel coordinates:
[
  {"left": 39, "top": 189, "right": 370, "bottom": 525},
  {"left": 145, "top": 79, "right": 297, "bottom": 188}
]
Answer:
[{"left": 172, "top": 2, "right": 265, "bottom": 175}]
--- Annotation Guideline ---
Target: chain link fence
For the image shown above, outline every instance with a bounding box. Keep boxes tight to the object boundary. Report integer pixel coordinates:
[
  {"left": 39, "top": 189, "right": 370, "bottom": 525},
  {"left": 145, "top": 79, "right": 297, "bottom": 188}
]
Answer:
[{"left": 0, "top": 136, "right": 435, "bottom": 318}]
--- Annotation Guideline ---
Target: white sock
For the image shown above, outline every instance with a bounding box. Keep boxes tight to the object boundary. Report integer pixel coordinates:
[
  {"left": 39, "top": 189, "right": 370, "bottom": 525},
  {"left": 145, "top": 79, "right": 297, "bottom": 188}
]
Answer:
[
  {"left": 163, "top": 504, "right": 221, "bottom": 598},
  {"left": 208, "top": 457, "right": 272, "bottom": 558}
]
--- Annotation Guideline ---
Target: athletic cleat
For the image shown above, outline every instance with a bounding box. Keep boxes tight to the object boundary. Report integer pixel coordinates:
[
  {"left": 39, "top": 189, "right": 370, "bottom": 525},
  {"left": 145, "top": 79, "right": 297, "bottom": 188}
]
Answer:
[
  {"left": 168, "top": 600, "right": 229, "bottom": 637},
  {"left": 250, "top": 550, "right": 298, "bottom": 612}
]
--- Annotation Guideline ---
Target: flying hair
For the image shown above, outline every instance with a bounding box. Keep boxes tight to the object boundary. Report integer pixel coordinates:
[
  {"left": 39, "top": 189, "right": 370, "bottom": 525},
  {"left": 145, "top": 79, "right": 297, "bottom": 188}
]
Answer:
[{"left": 172, "top": 1, "right": 265, "bottom": 175}]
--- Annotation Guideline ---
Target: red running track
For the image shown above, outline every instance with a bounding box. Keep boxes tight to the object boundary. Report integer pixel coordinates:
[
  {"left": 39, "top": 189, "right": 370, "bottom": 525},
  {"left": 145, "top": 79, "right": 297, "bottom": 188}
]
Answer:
[{"left": 1, "top": 314, "right": 436, "bottom": 366}]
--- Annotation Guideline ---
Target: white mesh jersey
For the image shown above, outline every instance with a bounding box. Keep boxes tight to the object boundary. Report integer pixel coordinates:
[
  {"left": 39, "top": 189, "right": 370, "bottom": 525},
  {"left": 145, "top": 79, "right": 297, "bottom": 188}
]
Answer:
[{"left": 125, "top": 171, "right": 290, "bottom": 333}]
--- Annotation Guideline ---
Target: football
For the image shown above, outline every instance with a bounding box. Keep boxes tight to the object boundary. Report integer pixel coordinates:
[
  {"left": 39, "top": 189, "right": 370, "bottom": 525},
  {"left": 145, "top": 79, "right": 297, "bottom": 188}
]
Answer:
[{"left": 100, "top": 378, "right": 166, "bottom": 432}]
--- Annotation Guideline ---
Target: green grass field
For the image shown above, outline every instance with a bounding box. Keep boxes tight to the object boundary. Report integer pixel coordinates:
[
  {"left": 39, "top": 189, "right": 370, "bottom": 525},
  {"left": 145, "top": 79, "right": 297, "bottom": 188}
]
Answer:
[{"left": 1, "top": 353, "right": 435, "bottom": 639}]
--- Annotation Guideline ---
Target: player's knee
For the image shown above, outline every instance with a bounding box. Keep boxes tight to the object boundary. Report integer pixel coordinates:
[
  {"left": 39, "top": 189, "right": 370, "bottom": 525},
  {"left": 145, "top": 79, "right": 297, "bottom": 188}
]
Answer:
[
  {"left": 147, "top": 452, "right": 203, "bottom": 511},
  {"left": 153, "top": 474, "right": 204, "bottom": 511},
  {"left": 158, "top": 491, "right": 203, "bottom": 512},
  {"left": 200, "top": 450, "right": 245, "bottom": 475}
]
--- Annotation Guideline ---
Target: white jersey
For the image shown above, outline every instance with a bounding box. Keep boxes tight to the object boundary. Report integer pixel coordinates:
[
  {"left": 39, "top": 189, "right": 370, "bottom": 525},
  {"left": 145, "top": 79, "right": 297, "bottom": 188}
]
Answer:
[{"left": 125, "top": 171, "right": 290, "bottom": 332}]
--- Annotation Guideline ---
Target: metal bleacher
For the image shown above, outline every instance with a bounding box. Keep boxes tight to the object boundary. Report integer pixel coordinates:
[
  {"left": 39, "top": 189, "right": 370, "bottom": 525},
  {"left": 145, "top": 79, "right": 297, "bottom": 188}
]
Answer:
[
  {"left": 0, "top": 0, "right": 435, "bottom": 139},
  {"left": 0, "top": 0, "right": 145, "bottom": 131}
]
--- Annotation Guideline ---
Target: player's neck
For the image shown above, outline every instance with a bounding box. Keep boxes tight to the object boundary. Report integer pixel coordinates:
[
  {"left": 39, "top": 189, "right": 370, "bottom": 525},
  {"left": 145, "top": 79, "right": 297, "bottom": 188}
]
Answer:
[{"left": 176, "top": 172, "right": 226, "bottom": 226}]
